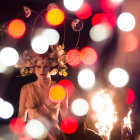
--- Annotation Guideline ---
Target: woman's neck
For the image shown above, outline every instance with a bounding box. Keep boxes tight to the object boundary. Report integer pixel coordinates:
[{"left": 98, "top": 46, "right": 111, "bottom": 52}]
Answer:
[{"left": 37, "top": 77, "right": 51, "bottom": 88}]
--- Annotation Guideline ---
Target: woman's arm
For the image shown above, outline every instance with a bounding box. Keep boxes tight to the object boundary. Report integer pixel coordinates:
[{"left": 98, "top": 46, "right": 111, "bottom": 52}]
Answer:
[{"left": 18, "top": 85, "right": 27, "bottom": 121}]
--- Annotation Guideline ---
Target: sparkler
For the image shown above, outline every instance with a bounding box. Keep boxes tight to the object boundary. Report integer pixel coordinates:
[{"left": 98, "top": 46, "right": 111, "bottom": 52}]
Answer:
[
  {"left": 91, "top": 89, "right": 117, "bottom": 140},
  {"left": 121, "top": 109, "right": 132, "bottom": 140}
]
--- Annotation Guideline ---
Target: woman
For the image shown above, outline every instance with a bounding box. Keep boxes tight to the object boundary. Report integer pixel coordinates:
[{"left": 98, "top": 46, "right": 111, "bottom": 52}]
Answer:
[{"left": 17, "top": 44, "right": 68, "bottom": 140}]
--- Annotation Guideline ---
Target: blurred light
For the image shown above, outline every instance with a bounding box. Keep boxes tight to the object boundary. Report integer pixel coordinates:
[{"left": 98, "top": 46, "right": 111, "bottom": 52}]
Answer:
[
  {"left": 71, "top": 98, "right": 89, "bottom": 116},
  {"left": 19, "top": 137, "right": 33, "bottom": 140},
  {"left": 124, "top": 33, "right": 139, "bottom": 52},
  {"left": 110, "top": 0, "right": 124, "bottom": 3},
  {"left": 25, "top": 119, "right": 47, "bottom": 139},
  {"left": 66, "top": 49, "right": 82, "bottom": 67},
  {"left": 8, "top": 19, "right": 26, "bottom": 39},
  {"left": 64, "top": 0, "right": 84, "bottom": 11},
  {"left": 46, "top": 8, "right": 64, "bottom": 26},
  {"left": 0, "top": 100, "right": 14, "bottom": 119},
  {"left": 127, "top": 88, "right": 135, "bottom": 105},
  {"left": 78, "top": 69, "right": 95, "bottom": 90},
  {"left": 100, "top": 0, "right": 121, "bottom": 12},
  {"left": 0, "top": 47, "right": 19, "bottom": 66},
  {"left": 49, "top": 84, "right": 66, "bottom": 103},
  {"left": 0, "top": 62, "right": 8, "bottom": 73},
  {"left": 41, "top": 29, "right": 60, "bottom": 45},
  {"left": 31, "top": 36, "right": 49, "bottom": 54},
  {"left": 117, "top": 12, "right": 135, "bottom": 32},
  {"left": 89, "top": 23, "right": 112, "bottom": 42},
  {"left": 9, "top": 117, "right": 25, "bottom": 134},
  {"left": 58, "top": 79, "right": 74, "bottom": 96},
  {"left": 60, "top": 117, "right": 78, "bottom": 134},
  {"left": 91, "top": 13, "right": 116, "bottom": 28},
  {"left": 80, "top": 46, "right": 97, "bottom": 65},
  {"left": 75, "top": 2, "right": 92, "bottom": 19},
  {"left": 108, "top": 68, "right": 129, "bottom": 87}
]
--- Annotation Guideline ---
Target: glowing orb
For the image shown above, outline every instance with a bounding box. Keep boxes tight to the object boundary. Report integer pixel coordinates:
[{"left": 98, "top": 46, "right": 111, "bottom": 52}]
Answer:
[
  {"left": 46, "top": 8, "right": 64, "bottom": 26},
  {"left": 117, "top": 12, "right": 135, "bottom": 32},
  {"left": 66, "top": 49, "right": 82, "bottom": 67},
  {"left": 41, "top": 28, "right": 60, "bottom": 45},
  {"left": 49, "top": 84, "right": 66, "bottom": 103},
  {"left": 58, "top": 79, "right": 74, "bottom": 96},
  {"left": 25, "top": 119, "right": 47, "bottom": 139},
  {"left": 0, "top": 47, "right": 19, "bottom": 66},
  {"left": 0, "top": 100, "right": 14, "bottom": 119},
  {"left": 71, "top": 98, "right": 89, "bottom": 116},
  {"left": 60, "top": 117, "right": 78, "bottom": 134},
  {"left": 9, "top": 117, "right": 25, "bottom": 134},
  {"left": 64, "top": 0, "right": 84, "bottom": 11},
  {"left": 124, "top": 33, "right": 139, "bottom": 52},
  {"left": 8, "top": 19, "right": 26, "bottom": 39},
  {"left": 108, "top": 68, "right": 129, "bottom": 87},
  {"left": 89, "top": 23, "right": 112, "bottom": 42},
  {"left": 31, "top": 36, "right": 49, "bottom": 54},
  {"left": 91, "top": 13, "right": 116, "bottom": 28},
  {"left": 75, "top": 2, "right": 92, "bottom": 19},
  {"left": 127, "top": 88, "right": 135, "bottom": 105},
  {"left": 80, "top": 46, "right": 97, "bottom": 65},
  {"left": 78, "top": 69, "right": 95, "bottom": 89}
]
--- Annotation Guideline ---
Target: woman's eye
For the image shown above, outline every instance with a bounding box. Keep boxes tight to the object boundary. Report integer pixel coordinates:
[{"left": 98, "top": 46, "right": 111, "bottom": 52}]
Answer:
[{"left": 36, "top": 66, "right": 41, "bottom": 68}]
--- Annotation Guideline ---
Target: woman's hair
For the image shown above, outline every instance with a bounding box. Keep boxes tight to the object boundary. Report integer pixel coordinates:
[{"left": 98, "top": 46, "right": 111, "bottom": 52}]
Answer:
[{"left": 15, "top": 43, "right": 67, "bottom": 76}]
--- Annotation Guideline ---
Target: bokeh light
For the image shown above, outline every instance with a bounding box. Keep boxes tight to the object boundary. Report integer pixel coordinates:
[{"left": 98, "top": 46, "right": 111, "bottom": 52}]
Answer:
[
  {"left": 31, "top": 36, "right": 49, "bottom": 54},
  {"left": 100, "top": 0, "right": 122, "bottom": 12},
  {"left": 124, "top": 33, "right": 139, "bottom": 52},
  {"left": 18, "top": 137, "right": 33, "bottom": 140},
  {"left": 77, "top": 69, "right": 95, "bottom": 90},
  {"left": 117, "top": 12, "right": 135, "bottom": 32},
  {"left": 75, "top": 2, "right": 92, "bottom": 19},
  {"left": 66, "top": 49, "right": 82, "bottom": 67},
  {"left": 0, "top": 47, "right": 19, "bottom": 66},
  {"left": 60, "top": 117, "right": 78, "bottom": 134},
  {"left": 91, "top": 13, "right": 116, "bottom": 28},
  {"left": 80, "top": 46, "right": 97, "bottom": 65},
  {"left": 64, "top": 0, "right": 84, "bottom": 11},
  {"left": 46, "top": 8, "right": 64, "bottom": 26},
  {"left": 127, "top": 88, "right": 135, "bottom": 105},
  {"left": 9, "top": 117, "right": 25, "bottom": 134},
  {"left": 71, "top": 98, "right": 89, "bottom": 116},
  {"left": 89, "top": 23, "right": 112, "bottom": 42},
  {"left": 0, "top": 100, "right": 14, "bottom": 119},
  {"left": 25, "top": 119, "right": 47, "bottom": 139},
  {"left": 58, "top": 79, "right": 74, "bottom": 96},
  {"left": 108, "top": 68, "right": 129, "bottom": 87},
  {"left": 41, "top": 29, "right": 60, "bottom": 45},
  {"left": 8, "top": 19, "right": 26, "bottom": 39},
  {"left": 49, "top": 84, "right": 66, "bottom": 103},
  {"left": 0, "top": 62, "right": 8, "bottom": 73}
]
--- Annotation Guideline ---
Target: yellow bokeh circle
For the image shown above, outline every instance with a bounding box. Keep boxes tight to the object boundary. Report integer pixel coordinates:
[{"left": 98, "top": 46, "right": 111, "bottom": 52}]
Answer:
[
  {"left": 49, "top": 84, "right": 66, "bottom": 102},
  {"left": 46, "top": 8, "right": 64, "bottom": 26}
]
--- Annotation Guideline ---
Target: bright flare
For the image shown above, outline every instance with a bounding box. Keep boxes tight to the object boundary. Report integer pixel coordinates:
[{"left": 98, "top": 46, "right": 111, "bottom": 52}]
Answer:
[
  {"left": 31, "top": 36, "right": 49, "bottom": 54},
  {"left": 0, "top": 62, "right": 8, "bottom": 73},
  {"left": 109, "top": 68, "right": 129, "bottom": 87},
  {"left": 25, "top": 119, "right": 47, "bottom": 139},
  {"left": 64, "top": 0, "right": 84, "bottom": 11},
  {"left": 78, "top": 69, "right": 95, "bottom": 90},
  {"left": 0, "top": 47, "right": 19, "bottom": 66},
  {"left": 0, "top": 100, "right": 14, "bottom": 119},
  {"left": 89, "top": 23, "right": 112, "bottom": 42},
  {"left": 91, "top": 89, "right": 117, "bottom": 140},
  {"left": 71, "top": 98, "right": 89, "bottom": 116},
  {"left": 123, "top": 109, "right": 132, "bottom": 129},
  {"left": 41, "top": 29, "right": 60, "bottom": 45},
  {"left": 117, "top": 12, "right": 135, "bottom": 32}
]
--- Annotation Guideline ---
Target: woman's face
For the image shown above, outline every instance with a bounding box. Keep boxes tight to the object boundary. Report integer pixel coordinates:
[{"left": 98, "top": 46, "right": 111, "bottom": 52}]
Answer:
[{"left": 34, "top": 59, "right": 51, "bottom": 79}]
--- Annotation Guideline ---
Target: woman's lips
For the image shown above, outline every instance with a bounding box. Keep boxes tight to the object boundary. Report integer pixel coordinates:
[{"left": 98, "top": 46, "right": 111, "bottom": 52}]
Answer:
[{"left": 40, "top": 74, "right": 45, "bottom": 76}]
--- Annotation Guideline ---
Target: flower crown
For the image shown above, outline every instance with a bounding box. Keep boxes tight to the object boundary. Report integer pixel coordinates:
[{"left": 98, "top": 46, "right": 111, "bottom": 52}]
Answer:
[{"left": 16, "top": 43, "right": 68, "bottom": 77}]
